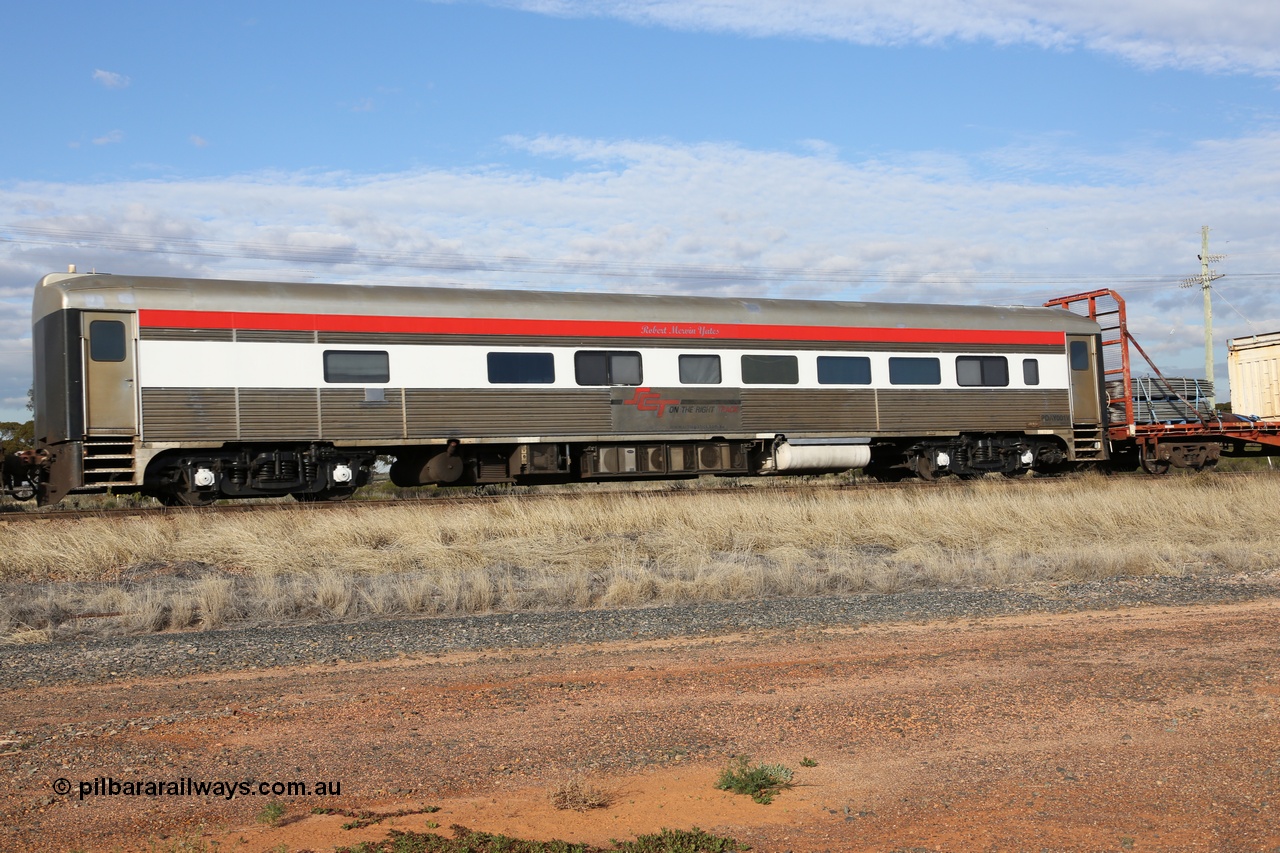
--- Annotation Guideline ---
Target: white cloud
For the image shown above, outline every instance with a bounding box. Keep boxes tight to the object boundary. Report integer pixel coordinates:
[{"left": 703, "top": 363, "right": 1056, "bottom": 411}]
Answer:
[
  {"left": 93, "top": 130, "right": 124, "bottom": 146},
  {"left": 3, "top": 130, "right": 1280, "bottom": 418},
  {"left": 487, "top": 0, "right": 1280, "bottom": 75},
  {"left": 92, "top": 69, "right": 131, "bottom": 89}
]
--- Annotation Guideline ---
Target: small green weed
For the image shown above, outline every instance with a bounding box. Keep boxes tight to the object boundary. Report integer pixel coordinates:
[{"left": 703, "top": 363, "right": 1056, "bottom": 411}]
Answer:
[
  {"left": 613, "top": 827, "right": 748, "bottom": 852},
  {"left": 331, "top": 825, "right": 746, "bottom": 852},
  {"left": 256, "top": 800, "right": 285, "bottom": 826},
  {"left": 799, "top": 757, "right": 818, "bottom": 768},
  {"left": 714, "top": 756, "right": 794, "bottom": 805}
]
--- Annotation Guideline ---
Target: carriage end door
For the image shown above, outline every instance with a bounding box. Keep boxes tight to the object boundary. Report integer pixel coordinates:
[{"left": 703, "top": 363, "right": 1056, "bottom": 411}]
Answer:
[
  {"left": 1066, "top": 335, "right": 1102, "bottom": 424},
  {"left": 81, "top": 312, "right": 138, "bottom": 436}
]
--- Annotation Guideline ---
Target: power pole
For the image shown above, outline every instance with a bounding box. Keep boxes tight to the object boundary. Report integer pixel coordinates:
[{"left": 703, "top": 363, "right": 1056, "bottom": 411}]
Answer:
[{"left": 1180, "top": 225, "right": 1225, "bottom": 408}]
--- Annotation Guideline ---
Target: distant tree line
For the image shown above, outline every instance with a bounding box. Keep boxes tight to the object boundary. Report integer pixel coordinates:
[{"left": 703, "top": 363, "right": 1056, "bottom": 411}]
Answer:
[{"left": 3, "top": 386, "right": 34, "bottom": 455}]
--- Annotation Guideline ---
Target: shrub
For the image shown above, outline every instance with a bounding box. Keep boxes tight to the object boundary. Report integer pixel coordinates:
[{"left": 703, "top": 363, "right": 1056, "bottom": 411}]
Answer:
[{"left": 714, "top": 756, "right": 794, "bottom": 805}]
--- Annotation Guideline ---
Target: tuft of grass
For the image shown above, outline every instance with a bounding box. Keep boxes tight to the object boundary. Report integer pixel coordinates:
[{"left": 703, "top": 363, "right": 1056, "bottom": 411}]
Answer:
[
  {"left": 550, "top": 778, "right": 613, "bottom": 812},
  {"left": 315, "top": 804, "right": 441, "bottom": 830},
  {"left": 714, "top": 756, "right": 794, "bottom": 805},
  {"left": 799, "top": 757, "right": 818, "bottom": 767}
]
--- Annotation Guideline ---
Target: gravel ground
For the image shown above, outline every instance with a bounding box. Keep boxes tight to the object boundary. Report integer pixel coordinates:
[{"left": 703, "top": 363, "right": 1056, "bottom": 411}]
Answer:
[{"left": 5, "top": 572, "right": 1276, "bottom": 688}]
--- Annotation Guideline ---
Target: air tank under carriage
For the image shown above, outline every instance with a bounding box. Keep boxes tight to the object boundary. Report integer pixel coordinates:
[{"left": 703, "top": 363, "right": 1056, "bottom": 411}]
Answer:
[{"left": 25, "top": 272, "right": 1108, "bottom": 505}]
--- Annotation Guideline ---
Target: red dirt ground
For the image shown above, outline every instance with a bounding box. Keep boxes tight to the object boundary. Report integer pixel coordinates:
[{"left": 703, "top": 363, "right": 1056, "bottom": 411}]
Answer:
[{"left": 3, "top": 600, "right": 1278, "bottom": 852}]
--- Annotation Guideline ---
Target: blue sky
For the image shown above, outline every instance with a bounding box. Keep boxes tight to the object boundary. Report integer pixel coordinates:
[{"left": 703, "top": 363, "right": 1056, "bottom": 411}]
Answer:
[{"left": 3, "top": 0, "right": 1280, "bottom": 421}]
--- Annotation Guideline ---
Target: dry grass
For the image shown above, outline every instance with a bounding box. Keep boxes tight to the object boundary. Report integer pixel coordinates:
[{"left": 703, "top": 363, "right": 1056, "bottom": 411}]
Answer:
[
  {"left": 549, "top": 777, "right": 614, "bottom": 812},
  {"left": 3, "top": 473, "right": 1279, "bottom": 642}
]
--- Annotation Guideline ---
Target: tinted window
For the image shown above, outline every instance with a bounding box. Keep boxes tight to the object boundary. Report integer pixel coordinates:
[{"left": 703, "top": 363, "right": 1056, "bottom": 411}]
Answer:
[
  {"left": 741, "top": 354, "right": 799, "bottom": 385},
  {"left": 888, "top": 357, "right": 941, "bottom": 385},
  {"left": 575, "top": 352, "right": 608, "bottom": 385},
  {"left": 956, "top": 356, "right": 1009, "bottom": 387},
  {"left": 679, "top": 354, "right": 721, "bottom": 384},
  {"left": 1023, "top": 358, "right": 1040, "bottom": 386},
  {"left": 487, "top": 352, "right": 555, "bottom": 384},
  {"left": 575, "top": 351, "right": 641, "bottom": 386},
  {"left": 324, "top": 350, "right": 389, "bottom": 383},
  {"left": 89, "top": 320, "right": 126, "bottom": 362},
  {"left": 817, "top": 355, "right": 871, "bottom": 385},
  {"left": 1070, "top": 340, "right": 1090, "bottom": 371}
]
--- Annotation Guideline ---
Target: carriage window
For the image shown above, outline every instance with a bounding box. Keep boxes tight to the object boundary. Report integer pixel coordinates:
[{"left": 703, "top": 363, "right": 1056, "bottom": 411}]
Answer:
[
  {"left": 487, "top": 352, "right": 555, "bottom": 384},
  {"left": 575, "top": 351, "right": 642, "bottom": 386},
  {"left": 888, "top": 357, "right": 941, "bottom": 385},
  {"left": 679, "top": 354, "right": 721, "bottom": 384},
  {"left": 1069, "top": 340, "right": 1090, "bottom": 371},
  {"left": 741, "top": 354, "right": 799, "bottom": 384},
  {"left": 324, "top": 350, "right": 389, "bottom": 383},
  {"left": 88, "top": 320, "right": 126, "bottom": 362},
  {"left": 817, "top": 355, "right": 871, "bottom": 385},
  {"left": 1023, "top": 358, "right": 1040, "bottom": 386},
  {"left": 956, "top": 356, "right": 1009, "bottom": 387}
]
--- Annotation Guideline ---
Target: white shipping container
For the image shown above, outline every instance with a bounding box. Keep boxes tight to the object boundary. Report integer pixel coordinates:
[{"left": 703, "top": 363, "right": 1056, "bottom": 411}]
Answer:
[{"left": 1228, "top": 332, "right": 1280, "bottom": 420}]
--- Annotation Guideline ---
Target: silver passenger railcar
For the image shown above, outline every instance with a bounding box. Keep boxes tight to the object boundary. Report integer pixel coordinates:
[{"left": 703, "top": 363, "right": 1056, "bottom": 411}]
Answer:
[{"left": 26, "top": 272, "right": 1107, "bottom": 505}]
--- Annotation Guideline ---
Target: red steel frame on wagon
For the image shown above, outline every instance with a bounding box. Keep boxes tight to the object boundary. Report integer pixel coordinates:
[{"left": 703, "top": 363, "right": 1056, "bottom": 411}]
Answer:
[{"left": 1045, "top": 289, "right": 1280, "bottom": 472}]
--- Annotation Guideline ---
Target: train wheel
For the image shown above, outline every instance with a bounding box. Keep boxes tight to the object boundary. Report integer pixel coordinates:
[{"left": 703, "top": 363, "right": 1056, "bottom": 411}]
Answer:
[
  {"left": 1138, "top": 446, "right": 1171, "bottom": 476},
  {"left": 914, "top": 455, "right": 939, "bottom": 481}
]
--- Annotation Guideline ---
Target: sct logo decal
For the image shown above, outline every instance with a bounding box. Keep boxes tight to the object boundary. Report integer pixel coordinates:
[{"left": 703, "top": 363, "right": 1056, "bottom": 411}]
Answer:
[{"left": 623, "top": 387, "right": 679, "bottom": 418}]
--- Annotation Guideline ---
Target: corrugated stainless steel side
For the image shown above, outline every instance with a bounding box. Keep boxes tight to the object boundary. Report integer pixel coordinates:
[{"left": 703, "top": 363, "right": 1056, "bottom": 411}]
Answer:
[
  {"left": 240, "top": 389, "right": 320, "bottom": 440},
  {"left": 741, "top": 389, "right": 878, "bottom": 432},
  {"left": 140, "top": 328, "right": 234, "bottom": 342},
  {"left": 405, "top": 389, "right": 611, "bottom": 437},
  {"left": 877, "top": 389, "right": 1071, "bottom": 432},
  {"left": 141, "top": 389, "right": 237, "bottom": 441},
  {"left": 320, "top": 389, "right": 406, "bottom": 439},
  {"left": 237, "top": 329, "right": 317, "bottom": 343}
]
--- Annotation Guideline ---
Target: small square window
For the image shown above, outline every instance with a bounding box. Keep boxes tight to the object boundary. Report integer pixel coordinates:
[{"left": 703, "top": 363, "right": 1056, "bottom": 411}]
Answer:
[
  {"left": 574, "top": 351, "right": 642, "bottom": 386},
  {"left": 679, "top": 354, "right": 721, "bottom": 384},
  {"left": 741, "top": 354, "right": 799, "bottom": 385},
  {"left": 1070, "top": 340, "right": 1090, "bottom": 371},
  {"left": 1023, "top": 359, "right": 1040, "bottom": 386},
  {"left": 324, "top": 350, "right": 389, "bottom": 383},
  {"left": 956, "top": 356, "right": 1009, "bottom": 387},
  {"left": 89, "top": 320, "right": 127, "bottom": 362},
  {"left": 488, "top": 352, "right": 556, "bottom": 384},
  {"left": 817, "top": 356, "right": 871, "bottom": 385},
  {"left": 888, "top": 357, "right": 941, "bottom": 385}
]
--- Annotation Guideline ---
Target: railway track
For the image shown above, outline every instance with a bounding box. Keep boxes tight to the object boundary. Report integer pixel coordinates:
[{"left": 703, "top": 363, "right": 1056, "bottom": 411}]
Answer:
[{"left": 0, "top": 472, "right": 1092, "bottom": 524}]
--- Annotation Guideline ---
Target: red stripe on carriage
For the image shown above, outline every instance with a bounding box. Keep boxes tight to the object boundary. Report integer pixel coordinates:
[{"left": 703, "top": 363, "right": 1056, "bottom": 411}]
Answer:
[{"left": 138, "top": 309, "right": 1067, "bottom": 347}]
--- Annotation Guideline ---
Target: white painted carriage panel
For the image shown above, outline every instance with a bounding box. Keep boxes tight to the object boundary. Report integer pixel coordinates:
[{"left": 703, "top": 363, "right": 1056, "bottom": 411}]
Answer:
[{"left": 138, "top": 339, "right": 1072, "bottom": 391}]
